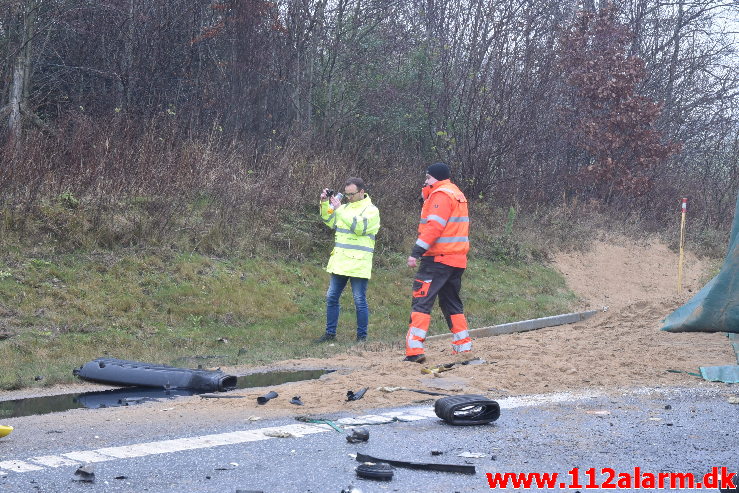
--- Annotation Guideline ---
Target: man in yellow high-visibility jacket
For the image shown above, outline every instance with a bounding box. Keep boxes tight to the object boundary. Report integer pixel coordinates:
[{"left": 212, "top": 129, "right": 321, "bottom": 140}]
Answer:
[{"left": 315, "top": 177, "right": 380, "bottom": 343}]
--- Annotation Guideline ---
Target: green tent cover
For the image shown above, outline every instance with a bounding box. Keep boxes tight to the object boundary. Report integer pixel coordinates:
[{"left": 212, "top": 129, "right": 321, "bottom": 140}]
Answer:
[{"left": 661, "top": 189, "right": 739, "bottom": 333}]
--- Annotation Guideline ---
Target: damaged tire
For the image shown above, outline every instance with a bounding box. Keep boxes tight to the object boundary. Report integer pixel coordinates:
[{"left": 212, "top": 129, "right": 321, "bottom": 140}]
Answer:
[
  {"left": 356, "top": 463, "right": 394, "bottom": 481},
  {"left": 434, "top": 394, "right": 500, "bottom": 426}
]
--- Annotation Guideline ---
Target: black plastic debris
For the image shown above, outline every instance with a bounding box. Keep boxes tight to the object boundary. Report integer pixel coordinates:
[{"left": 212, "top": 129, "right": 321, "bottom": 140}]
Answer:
[
  {"left": 355, "top": 462, "right": 394, "bottom": 481},
  {"left": 73, "top": 358, "right": 237, "bottom": 392},
  {"left": 346, "top": 388, "right": 368, "bottom": 401},
  {"left": 434, "top": 394, "right": 500, "bottom": 426},
  {"left": 257, "top": 391, "right": 278, "bottom": 405},
  {"left": 346, "top": 427, "right": 369, "bottom": 443},
  {"left": 73, "top": 465, "right": 95, "bottom": 482},
  {"left": 290, "top": 396, "right": 304, "bottom": 406},
  {"left": 355, "top": 452, "right": 474, "bottom": 475}
]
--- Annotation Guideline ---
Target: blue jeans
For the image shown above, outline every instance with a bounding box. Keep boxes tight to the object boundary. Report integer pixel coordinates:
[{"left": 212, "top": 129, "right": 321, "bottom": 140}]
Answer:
[{"left": 325, "top": 274, "right": 369, "bottom": 338}]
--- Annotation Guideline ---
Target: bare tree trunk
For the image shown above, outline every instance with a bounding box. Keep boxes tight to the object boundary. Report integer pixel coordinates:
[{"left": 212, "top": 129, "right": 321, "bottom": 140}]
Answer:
[
  {"left": 8, "top": 56, "right": 24, "bottom": 141},
  {"left": 7, "top": 0, "right": 37, "bottom": 143}
]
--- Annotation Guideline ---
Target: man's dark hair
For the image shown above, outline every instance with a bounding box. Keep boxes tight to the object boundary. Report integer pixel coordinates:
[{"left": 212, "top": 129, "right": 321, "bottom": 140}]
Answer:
[{"left": 345, "top": 177, "right": 365, "bottom": 191}]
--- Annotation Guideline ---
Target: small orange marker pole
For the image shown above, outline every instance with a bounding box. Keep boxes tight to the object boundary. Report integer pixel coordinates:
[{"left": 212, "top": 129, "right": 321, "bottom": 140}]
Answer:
[{"left": 677, "top": 198, "right": 687, "bottom": 293}]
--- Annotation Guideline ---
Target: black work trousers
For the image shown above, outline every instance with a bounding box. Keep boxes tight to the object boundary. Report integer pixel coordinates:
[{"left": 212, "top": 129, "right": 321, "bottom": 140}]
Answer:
[{"left": 411, "top": 257, "right": 465, "bottom": 327}]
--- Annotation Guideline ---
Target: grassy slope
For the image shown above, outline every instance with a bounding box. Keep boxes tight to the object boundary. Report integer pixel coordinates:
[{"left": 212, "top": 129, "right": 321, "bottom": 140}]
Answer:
[{"left": 0, "top": 251, "right": 577, "bottom": 390}]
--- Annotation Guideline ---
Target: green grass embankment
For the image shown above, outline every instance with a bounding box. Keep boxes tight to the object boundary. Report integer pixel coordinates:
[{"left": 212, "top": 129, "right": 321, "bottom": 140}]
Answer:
[{"left": 0, "top": 251, "right": 577, "bottom": 390}]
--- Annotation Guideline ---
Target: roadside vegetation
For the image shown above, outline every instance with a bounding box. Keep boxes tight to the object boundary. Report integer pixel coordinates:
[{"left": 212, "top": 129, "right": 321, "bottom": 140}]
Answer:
[{"left": 0, "top": 210, "right": 578, "bottom": 390}]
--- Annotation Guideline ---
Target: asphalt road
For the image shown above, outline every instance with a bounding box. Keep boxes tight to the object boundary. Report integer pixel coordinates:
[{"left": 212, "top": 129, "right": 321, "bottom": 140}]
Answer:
[{"left": 0, "top": 386, "right": 737, "bottom": 492}]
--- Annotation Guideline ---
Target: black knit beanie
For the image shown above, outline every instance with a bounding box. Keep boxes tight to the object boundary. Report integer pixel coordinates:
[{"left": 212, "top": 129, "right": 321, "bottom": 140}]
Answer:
[{"left": 426, "top": 162, "right": 451, "bottom": 181}]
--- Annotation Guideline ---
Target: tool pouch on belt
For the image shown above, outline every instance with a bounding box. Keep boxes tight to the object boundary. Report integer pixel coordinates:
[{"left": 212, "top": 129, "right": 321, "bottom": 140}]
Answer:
[{"left": 412, "top": 279, "right": 432, "bottom": 298}]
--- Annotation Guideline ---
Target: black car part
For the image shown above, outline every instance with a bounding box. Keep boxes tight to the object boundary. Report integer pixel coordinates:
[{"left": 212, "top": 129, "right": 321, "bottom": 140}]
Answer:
[
  {"left": 356, "top": 462, "right": 394, "bottom": 481},
  {"left": 355, "top": 452, "right": 475, "bottom": 475},
  {"left": 434, "top": 394, "right": 500, "bottom": 426},
  {"left": 257, "top": 391, "right": 278, "bottom": 404},
  {"left": 73, "top": 358, "right": 237, "bottom": 392},
  {"left": 346, "top": 387, "right": 368, "bottom": 401}
]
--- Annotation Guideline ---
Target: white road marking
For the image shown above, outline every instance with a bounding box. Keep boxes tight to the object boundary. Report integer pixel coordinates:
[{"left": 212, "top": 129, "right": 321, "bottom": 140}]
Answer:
[
  {"left": 0, "top": 460, "right": 44, "bottom": 472},
  {"left": 62, "top": 450, "right": 117, "bottom": 463},
  {"left": 1, "top": 390, "right": 605, "bottom": 475},
  {"left": 29, "top": 455, "right": 80, "bottom": 468}
]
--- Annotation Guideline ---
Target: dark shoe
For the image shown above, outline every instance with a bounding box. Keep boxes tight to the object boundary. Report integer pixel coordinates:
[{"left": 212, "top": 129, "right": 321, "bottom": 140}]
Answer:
[
  {"left": 356, "top": 335, "right": 367, "bottom": 342},
  {"left": 403, "top": 354, "right": 426, "bottom": 364},
  {"left": 313, "top": 333, "right": 336, "bottom": 343}
]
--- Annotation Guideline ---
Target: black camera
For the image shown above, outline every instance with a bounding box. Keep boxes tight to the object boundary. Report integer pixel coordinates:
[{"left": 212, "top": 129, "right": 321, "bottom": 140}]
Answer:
[{"left": 326, "top": 189, "right": 336, "bottom": 197}]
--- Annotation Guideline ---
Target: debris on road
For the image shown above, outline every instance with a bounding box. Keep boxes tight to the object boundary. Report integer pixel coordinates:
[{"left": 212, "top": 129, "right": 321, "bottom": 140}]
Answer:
[
  {"left": 200, "top": 394, "right": 244, "bottom": 399},
  {"left": 355, "top": 452, "right": 475, "bottom": 475},
  {"left": 263, "top": 430, "right": 296, "bottom": 438},
  {"left": 290, "top": 396, "right": 304, "bottom": 406},
  {"left": 295, "top": 416, "right": 343, "bottom": 433},
  {"left": 346, "top": 427, "right": 370, "bottom": 443},
  {"left": 72, "top": 465, "right": 95, "bottom": 482},
  {"left": 421, "top": 363, "right": 455, "bottom": 375},
  {"left": 377, "top": 386, "right": 451, "bottom": 396},
  {"left": 0, "top": 425, "right": 13, "bottom": 438},
  {"left": 73, "top": 357, "right": 237, "bottom": 392},
  {"left": 355, "top": 462, "right": 394, "bottom": 481},
  {"left": 257, "top": 391, "right": 278, "bottom": 405},
  {"left": 434, "top": 394, "right": 501, "bottom": 426},
  {"left": 458, "top": 451, "right": 487, "bottom": 458},
  {"left": 346, "top": 388, "right": 367, "bottom": 401}
]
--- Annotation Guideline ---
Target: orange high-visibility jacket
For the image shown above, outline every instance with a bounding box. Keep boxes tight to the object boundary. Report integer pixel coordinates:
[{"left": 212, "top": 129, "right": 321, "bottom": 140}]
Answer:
[{"left": 414, "top": 180, "right": 469, "bottom": 268}]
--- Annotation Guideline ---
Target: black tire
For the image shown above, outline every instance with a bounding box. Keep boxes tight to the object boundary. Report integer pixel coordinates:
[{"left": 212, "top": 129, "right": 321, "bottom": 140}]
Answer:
[
  {"left": 356, "top": 463, "right": 394, "bottom": 481},
  {"left": 434, "top": 394, "right": 501, "bottom": 426}
]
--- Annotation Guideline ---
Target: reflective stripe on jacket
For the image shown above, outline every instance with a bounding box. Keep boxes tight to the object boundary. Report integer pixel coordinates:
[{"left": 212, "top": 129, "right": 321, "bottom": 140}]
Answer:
[
  {"left": 416, "top": 180, "right": 469, "bottom": 263},
  {"left": 320, "top": 195, "right": 380, "bottom": 279}
]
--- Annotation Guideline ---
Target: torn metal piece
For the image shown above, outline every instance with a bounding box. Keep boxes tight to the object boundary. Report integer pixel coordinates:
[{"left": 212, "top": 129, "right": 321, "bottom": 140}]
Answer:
[
  {"left": 346, "top": 387, "right": 368, "bottom": 401},
  {"left": 355, "top": 452, "right": 475, "bottom": 475}
]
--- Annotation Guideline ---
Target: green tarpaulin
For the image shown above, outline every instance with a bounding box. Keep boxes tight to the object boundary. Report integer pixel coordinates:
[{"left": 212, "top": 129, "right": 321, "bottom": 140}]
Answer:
[
  {"left": 661, "top": 189, "right": 739, "bottom": 334},
  {"left": 698, "top": 365, "right": 739, "bottom": 384}
]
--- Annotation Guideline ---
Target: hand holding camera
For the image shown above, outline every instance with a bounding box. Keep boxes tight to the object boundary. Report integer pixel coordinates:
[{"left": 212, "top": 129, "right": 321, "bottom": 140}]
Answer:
[{"left": 322, "top": 188, "right": 343, "bottom": 211}]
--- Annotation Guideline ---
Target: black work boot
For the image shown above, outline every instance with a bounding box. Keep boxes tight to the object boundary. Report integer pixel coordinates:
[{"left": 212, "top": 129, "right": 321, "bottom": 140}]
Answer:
[
  {"left": 403, "top": 354, "right": 426, "bottom": 363},
  {"left": 313, "top": 333, "right": 336, "bottom": 343}
]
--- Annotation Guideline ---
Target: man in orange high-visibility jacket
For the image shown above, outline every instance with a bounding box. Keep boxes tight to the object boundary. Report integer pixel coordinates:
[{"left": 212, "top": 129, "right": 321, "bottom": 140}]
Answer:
[{"left": 404, "top": 162, "right": 472, "bottom": 363}]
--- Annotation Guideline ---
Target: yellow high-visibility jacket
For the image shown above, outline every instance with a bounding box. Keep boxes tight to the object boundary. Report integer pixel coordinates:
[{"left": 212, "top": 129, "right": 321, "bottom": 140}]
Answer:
[{"left": 320, "top": 195, "right": 380, "bottom": 279}]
